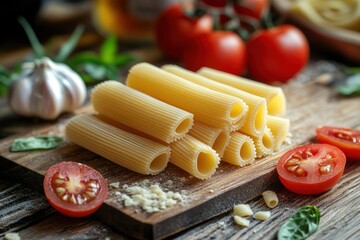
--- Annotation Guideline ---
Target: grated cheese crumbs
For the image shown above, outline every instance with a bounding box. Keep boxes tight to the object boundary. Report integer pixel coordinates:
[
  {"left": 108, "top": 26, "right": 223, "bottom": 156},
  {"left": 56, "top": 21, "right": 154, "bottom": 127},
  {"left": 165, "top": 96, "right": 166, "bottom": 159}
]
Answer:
[{"left": 115, "top": 181, "right": 187, "bottom": 213}]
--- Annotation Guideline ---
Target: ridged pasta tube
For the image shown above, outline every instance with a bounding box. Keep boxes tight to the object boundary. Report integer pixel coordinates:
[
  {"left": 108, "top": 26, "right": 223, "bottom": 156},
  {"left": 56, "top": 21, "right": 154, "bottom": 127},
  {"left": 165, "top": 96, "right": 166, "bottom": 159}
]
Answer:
[
  {"left": 198, "top": 67, "right": 286, "bottom": 116},
  {"left": 162, "top": 65, "right": 267, "bottom": 136},
  {"left": 65, "top": 114, "right": 170, "bottom": 175},
  {"left": 170, "top": 134, "right": 220, "bottom": 180},
  {"left": 91, "top": 80, "right": 193, "bottom": 143},
  {"left": 126, "top": 63, "right": 248, "bottom": 132},
  {"left": 222, "top": 132, "right": 256, "bottom": 167},
  {"left": 267, "top": 115, "right": 290, "bottom": 150},
  {"left": 252, "top": 128, "right": 275, "bottom": 158},
  {"left": 189, "top": 121, "right": 231, "bottom": 157}
]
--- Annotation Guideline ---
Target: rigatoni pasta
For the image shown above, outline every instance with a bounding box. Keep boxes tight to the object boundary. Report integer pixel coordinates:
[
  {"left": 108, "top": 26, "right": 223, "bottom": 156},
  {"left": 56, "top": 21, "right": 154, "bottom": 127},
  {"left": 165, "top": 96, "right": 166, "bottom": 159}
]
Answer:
[
  {"left": 233, "top": 204, "right": 253, "bottom": 217},
  {"left": 251, "top": 128, "right": 275, "bottom": 158},
  {"left": 188, "top": 121, "right": 230, "bottom": 157},
  {"left": 65, "top": 114, "right": 170, "bottom": 175},
  {"left": 262, "top": 190, "right": 279, "bottom": 208},
  {"left": 91, "top": 80, "right": 193, "bottom": 143},
  {"left": 170, "top": 134, "right": 220, "bottom": 180},
  {"left": 162, "top": 65, "right": 267, "bottom": 136},
  {"left": 197, "top": 67, "right": 286, "bottom": 116},
  {"left": 126, "top": 63, "right": 248, "bottom": 131},
  {"left": 222, "top": 132, "right": 256, "bottom": 167},
  {"left": 267, "top": 115, "right": 290, "bottom": 151}
]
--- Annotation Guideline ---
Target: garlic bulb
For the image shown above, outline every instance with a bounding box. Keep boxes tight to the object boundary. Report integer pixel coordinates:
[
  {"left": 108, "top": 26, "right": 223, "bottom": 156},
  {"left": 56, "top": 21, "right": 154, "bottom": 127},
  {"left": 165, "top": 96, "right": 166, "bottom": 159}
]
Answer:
[{"left": 8, "top": 57, "right": 87, "bottom": 120}]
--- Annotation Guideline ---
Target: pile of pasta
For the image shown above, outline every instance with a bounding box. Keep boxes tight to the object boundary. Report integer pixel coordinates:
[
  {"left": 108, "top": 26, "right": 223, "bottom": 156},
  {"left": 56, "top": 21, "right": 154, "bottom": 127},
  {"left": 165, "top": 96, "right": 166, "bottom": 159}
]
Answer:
[{"left": 65, "top": 63, "right": 290, "bottom": 180}]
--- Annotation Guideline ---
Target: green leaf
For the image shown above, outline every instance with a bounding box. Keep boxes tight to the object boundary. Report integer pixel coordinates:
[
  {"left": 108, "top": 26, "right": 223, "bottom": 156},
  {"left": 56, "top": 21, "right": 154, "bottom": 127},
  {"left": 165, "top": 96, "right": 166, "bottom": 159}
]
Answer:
[
  {"left": 336, "top": 74, "right": 360, "bottom": 96},
  {"left": 67, "top": 52, "right": 103, "bottom": 67},
  {"left": 18, "top": 16, "right": 44, "bottom": 59},
  {"left": 278, "top": 206, "right": 320, "bottom": 240},
  {"left": 100, "top": 34, "right": 118, "bottom": 64},
  {"left": 55, "top": 25, "right": 85, "bottom": 62},
  {"left": 114, "top": 54, "right": 135, "bottom": 67},
  {"left": 10, "top": 136, "right": 63, "bottom": 152}
]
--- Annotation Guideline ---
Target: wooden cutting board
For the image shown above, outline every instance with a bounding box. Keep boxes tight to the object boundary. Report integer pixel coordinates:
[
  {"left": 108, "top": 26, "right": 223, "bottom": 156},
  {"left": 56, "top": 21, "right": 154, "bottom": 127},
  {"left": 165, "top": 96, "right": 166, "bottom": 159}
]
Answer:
[{"left": 1, "top": 79, "right": 360, "bottom": 240}]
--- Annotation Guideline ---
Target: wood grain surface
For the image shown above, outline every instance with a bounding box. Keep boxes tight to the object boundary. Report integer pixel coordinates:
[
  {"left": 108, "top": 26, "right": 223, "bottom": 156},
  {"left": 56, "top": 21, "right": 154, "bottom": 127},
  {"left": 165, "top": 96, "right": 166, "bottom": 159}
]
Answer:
[{"left": 1, "top": 76, "right": 360, "bottom": 239}]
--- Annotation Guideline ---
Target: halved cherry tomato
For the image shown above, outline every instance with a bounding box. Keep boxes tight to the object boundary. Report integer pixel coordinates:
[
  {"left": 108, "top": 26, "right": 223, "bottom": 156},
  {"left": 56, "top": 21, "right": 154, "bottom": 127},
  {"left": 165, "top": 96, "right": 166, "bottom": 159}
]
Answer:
[
  {"left": 316, "top": 126, "right": 360, "bottom": 161},
  {"left": 276, "top": 144, "right": 346, "bottom": 195},
  {"left": 43, "top": 161, "right": 108, "bottom": 217},
  {"left": 155, "top": 4, "right": 212, "bottom": 60}
]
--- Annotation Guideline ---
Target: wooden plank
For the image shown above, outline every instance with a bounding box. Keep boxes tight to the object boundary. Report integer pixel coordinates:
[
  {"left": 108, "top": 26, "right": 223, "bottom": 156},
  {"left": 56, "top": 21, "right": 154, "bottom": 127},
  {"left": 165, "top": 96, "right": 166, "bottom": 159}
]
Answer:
[{"left": 1, "top": 79, "right": 360, "bottom": 239}]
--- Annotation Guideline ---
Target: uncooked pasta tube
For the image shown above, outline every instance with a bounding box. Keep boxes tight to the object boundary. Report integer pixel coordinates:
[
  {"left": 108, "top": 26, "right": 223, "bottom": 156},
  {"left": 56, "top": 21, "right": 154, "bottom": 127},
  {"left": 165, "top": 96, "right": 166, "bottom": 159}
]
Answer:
[
  {"left": 222, "top": 132, "right": 256, "bottom": 167},
  {"left": 65, "top": 114, "right": 170, "bottom": 175},
  {"left": 91, "top": 80, "right": 193, "bottom": 143},
  {"left": 162, "top": 65, "right": 267, "bottom": 136},
  {"left": 126, "top": 63, "right": 248, "bottom": 132},
  {"left": 251, "top": 128, "right": 275, "bottom": 158},
  {"left": 170, "top": 134, "right": 220, "bottom": 180},
  {"left": 198, "top": 67, "right": 286, "bottom": 116},
  {"left": 189, "top": 121, "right": 231, "bottom": 157},
  {"left": 267, "top": 115, "right": 290, "bottom": 150}
]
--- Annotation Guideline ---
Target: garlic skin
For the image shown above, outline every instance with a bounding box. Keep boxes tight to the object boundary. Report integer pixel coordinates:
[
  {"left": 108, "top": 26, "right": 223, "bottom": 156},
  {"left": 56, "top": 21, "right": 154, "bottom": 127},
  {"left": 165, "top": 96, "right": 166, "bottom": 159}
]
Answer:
[{"left": 8, "top": 57, "right": 87, "bottom": 120}]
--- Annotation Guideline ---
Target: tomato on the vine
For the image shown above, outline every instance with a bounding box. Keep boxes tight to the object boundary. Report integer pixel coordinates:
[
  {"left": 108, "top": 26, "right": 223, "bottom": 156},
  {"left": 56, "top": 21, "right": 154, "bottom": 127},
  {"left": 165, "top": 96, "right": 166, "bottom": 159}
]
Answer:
[
  {"left": 43, "top": 161, "right": 108, "bottom": 217},
  {"left": 246, "top": 25, "right": 309, "bottom": 84},
  {"left": 181, "top": 31, "right": 246, "bottom": 76},
  {"left": 233, "top": 0, "right": 269, "bottom": 20},
  {"left": 316, "top": 126, "right": 360, "bottom": 161},
  {"left": 276, "top": 144, "right": 346, "bottom": 195},
  {"left": 155, "top": 4, "right": 212, "bottom": 60}
]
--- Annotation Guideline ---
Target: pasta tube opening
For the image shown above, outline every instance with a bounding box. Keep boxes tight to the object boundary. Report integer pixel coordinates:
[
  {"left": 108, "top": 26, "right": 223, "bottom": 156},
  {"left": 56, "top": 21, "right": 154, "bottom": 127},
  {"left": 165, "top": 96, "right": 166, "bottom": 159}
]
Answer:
[
  {"left": 212, "top": 131, "right": 230, "bottom": 157},
  {"left": 150, "top": 153, "right": 169, "bottom": 172},
  {"left": 197, "top": 151, "right": 218, "bottom": 176},
  {"left": 253, "top": 102, "right": 267, "bottom": 135},
  {"left": 230, "top": 102, "right": 245, "bottom": 120},
  {"left": 240, "top": 141, "right": 254, "bottom": 162},
  {"left": 222, "top": 132, "right": 256, "bottom": 167},
  {"left": 175, "top": 117, "right": 193, "bottom": 135},
  {"left": 253, "top": 128, "right": 275, "bottom": 158}
]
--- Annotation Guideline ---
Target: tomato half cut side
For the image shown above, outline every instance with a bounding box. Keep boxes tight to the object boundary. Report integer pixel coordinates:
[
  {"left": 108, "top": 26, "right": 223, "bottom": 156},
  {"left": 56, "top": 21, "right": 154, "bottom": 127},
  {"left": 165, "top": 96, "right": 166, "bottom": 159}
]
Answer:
[
  {"left": 276, "top": 144, "right": 346, "bottom": 195},
  {"left": 316, "top": 126, "right": 360, "bottom": 161},
  {"left": 43, "top": 161, "right": 108, "bottom": 217}
]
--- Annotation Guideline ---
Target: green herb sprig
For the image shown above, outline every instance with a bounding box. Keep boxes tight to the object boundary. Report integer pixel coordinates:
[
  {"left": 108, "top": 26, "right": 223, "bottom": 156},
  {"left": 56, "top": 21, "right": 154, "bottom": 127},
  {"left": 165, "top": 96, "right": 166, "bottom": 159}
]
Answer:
[
  {"left": 278, "top": 205, "right": 320, "bottom": 240},
  {"left": 66, "top": 34, "right": 135, "bottom": 84}
]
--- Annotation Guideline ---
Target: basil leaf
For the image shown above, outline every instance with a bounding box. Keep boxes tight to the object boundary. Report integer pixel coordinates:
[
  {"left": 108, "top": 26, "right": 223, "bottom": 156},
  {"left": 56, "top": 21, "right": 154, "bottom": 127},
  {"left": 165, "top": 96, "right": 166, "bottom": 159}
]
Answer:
[
  {"left": 114, "top": 54, "right": 135, "bottom": 67},
  {"left": 336, "top": 74, "right": 360, "bottom": 96},
  {"left": 11, "top": 136, "right": 63, "bottom": 152},
  {"left": 278, "top": 205, "right": 320, "bottom": 240}
]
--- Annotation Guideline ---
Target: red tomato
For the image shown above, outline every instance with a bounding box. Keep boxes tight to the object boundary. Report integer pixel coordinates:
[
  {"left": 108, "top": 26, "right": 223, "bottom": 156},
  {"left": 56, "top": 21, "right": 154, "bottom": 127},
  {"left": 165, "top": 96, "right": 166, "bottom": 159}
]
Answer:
[
  {"left": 276, "top": 144, "right": 346, "bottom": 195},
  {"left": 43, "top": 161, "right": 108, "bottom": 217},
  {"left": 233, "top": 0, "right": 269, "bottom": 19},
  {"left": 246, "top": 25, "right": 309, "bottom": 84},
  {"left": 181, "top": 31, "right": 246, "bottom": 76},
  {"left": 316, "top": 126, "right": 360, "bottom": 161},
  {"left": 155, "top": 4, "right": 212, "bottom": 60},
  {"left": 201, "top": 0, "right": 227, "bottom": 8}
]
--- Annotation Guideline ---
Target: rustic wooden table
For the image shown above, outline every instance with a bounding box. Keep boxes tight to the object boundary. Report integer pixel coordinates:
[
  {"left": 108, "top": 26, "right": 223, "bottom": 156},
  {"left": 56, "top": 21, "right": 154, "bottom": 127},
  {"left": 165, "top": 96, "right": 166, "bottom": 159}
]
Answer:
[{"left": 1, "top": 50, "right": 360, "bottom": 240}]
